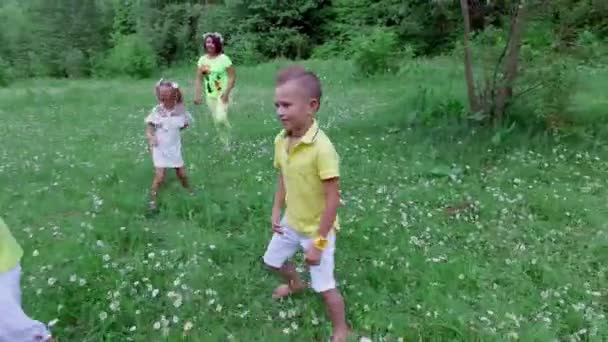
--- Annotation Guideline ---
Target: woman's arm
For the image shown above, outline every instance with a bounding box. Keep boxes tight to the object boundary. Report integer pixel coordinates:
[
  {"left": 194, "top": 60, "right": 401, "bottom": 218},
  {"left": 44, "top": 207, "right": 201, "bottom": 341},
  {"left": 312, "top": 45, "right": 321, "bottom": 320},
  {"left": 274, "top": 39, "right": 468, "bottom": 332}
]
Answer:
[{"left": 224, "top": 65, "right": 236, "bottom": 97}]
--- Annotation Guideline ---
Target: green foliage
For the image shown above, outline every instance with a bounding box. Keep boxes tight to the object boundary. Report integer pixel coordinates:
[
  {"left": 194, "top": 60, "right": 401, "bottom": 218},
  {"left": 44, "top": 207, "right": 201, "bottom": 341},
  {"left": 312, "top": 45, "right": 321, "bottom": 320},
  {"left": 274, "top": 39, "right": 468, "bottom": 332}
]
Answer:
[
  {"left": 574, "top": 30, "right": 608, "bottom": 65},
  {"left": 226, "top": 33, "right": 265, "bottom": 65},
  {"left": 64, "top": 48, "right": 89, "bottom": 79},
  {"left": 0, "top": 57, "right": 13, "bottom": 87},
  {"left": 0, "top": 0, "right": 606, "bottom": 80},
  {"left": 352, "top": 29, "right": 401, "bottom": 76},
  {"left": 225, "top": 0, "right": 329, "bottom": 60},
  {"left": 98, "top": 34, "right": 157, "bottom": 78},
  {"left": 137, "top": 2, "right": 203, "bottom": 66},
  {"left": 512, "top": 58, "right": 578, "bottom": 130},
  {"left": 111, "top": 0, "right": 137, "bottom": 38}
]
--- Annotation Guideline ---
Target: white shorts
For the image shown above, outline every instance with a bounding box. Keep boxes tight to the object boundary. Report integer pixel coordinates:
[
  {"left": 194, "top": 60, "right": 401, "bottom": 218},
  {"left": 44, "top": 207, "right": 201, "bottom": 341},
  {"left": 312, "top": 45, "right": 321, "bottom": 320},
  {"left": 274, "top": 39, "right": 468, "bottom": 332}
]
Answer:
[
  {"left": 263, "top": 219, "right": 337, "bottom": 293},
  {"left": 0, "top": 264, "right": 52, "bottom": 342}
]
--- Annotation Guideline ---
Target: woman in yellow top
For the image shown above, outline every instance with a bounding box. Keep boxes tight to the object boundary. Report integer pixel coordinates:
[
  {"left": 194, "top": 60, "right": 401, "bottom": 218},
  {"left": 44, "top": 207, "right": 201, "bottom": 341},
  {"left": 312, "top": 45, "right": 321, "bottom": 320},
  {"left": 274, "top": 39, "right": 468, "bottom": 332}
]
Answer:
[
  {"left": 194, "top": 32, "right": 236, "bottom": 148},
  {"left": 0, "top": 217, "right": 54, "bottom": 341}
]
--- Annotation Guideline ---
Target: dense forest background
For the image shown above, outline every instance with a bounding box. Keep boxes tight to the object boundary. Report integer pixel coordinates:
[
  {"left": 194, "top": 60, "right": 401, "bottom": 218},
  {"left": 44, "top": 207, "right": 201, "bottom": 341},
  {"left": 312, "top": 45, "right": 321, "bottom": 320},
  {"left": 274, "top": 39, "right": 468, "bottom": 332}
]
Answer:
[{"left": 0, "top": 0, "right": 606, "bottom": 82}]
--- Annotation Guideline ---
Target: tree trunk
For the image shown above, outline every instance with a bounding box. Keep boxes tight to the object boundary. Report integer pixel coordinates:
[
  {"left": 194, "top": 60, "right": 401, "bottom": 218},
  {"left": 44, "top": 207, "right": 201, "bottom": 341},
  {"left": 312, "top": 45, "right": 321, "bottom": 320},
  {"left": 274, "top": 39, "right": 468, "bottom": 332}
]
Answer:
[
  {"left": 494, "top": 2, "right": 527, "bottom": 121},
  {"left": 460, "top": 0, "right": 480, "bottom": 113}
]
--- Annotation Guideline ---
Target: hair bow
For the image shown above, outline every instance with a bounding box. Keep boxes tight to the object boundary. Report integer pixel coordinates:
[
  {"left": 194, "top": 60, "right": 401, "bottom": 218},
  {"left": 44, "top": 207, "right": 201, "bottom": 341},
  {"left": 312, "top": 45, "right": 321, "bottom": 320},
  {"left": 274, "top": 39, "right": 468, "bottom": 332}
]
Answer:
[{"left": 157, "top": 78, "right": 179, "bottom": 89}]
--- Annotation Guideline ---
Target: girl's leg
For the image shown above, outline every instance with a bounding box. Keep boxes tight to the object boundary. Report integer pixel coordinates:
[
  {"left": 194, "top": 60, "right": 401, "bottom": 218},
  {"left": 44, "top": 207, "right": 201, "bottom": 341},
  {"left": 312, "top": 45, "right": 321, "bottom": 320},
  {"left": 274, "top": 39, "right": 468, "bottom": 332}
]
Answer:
[
  {"left": 150, "top": 168, "right": 166, "bottom": 208},
  {"left": 175, "top": 167, "right": 193, "bottom": 193}
]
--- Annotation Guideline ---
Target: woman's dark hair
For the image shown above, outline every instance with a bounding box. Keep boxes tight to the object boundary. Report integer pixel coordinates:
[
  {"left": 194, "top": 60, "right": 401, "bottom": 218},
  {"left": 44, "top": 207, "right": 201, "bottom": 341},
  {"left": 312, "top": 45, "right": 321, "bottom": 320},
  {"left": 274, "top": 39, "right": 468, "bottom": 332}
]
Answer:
[{"left": 203, "top": 34, "right": 223, "bottom": 54}]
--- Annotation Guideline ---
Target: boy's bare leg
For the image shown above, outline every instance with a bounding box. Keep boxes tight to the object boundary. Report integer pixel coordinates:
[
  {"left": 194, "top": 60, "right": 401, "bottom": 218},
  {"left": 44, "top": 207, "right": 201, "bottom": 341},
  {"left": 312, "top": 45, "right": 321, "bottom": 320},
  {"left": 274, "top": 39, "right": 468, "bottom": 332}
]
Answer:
[
  {"left": 269, "top": 261, "right": 307, "bottom": 299},
  {"left": 321, "top": 289, "right": 349, "bottom": 342}
]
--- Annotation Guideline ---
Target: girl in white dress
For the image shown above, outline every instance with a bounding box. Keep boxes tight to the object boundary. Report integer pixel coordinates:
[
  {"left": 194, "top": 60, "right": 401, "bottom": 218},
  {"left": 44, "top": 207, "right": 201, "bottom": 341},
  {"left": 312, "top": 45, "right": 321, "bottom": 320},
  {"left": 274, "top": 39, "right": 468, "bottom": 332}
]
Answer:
[{"left": 146, "top": 79, "right": 194, "bottom": 210}]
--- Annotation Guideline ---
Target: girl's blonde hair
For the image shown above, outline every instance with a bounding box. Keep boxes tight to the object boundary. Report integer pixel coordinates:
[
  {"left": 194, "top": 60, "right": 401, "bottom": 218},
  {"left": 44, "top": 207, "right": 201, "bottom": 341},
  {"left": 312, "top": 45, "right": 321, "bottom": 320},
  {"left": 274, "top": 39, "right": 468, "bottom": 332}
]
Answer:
[{"left": 155, "top": 78, "right": 183, "bottom": 104}]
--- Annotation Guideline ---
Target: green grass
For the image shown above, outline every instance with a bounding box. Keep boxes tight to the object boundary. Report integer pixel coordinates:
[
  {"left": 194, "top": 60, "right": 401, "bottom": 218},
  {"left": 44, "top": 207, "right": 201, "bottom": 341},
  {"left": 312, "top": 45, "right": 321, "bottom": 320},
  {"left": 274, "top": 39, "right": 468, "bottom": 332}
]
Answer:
[{"left": 1, "top": 58, "right": 607, "bottom": 341}]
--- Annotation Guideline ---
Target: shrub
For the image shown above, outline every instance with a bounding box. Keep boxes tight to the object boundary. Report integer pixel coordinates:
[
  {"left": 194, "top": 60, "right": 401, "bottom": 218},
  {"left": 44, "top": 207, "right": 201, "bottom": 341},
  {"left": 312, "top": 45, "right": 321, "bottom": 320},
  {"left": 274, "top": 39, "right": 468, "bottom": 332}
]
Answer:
[
  {"left": 226, "top": 32, "right": 266, "bottom": 65},
  {"left": 64, "top": 48, "right": 89, "bottom": 78},
  {"left": 98, "top": 34, "right": 157, "bottom": 78},
  {"left": 0, "top": 57, "right": 13, "bottom": 87},
  {"left": 352, "top": 28, "right": 400, "bottom": 76},
  {"left": 510, "top": 58, "right": 578, "bottom": 130}
]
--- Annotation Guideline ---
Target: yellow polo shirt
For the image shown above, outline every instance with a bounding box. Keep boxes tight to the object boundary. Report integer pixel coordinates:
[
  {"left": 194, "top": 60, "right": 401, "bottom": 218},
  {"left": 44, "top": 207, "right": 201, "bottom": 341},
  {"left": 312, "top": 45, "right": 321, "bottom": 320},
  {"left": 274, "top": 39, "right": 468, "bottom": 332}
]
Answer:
[
  {"left": 0, "top": 217, "right": 23, "bottom": 274},
  {"left": 274, "top": 120, "right": 340, "bottom": 237}
]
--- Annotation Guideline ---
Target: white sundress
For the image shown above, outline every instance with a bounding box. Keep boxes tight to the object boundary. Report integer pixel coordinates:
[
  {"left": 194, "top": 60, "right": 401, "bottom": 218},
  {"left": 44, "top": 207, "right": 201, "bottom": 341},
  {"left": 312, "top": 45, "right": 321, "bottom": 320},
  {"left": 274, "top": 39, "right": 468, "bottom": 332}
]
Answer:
[{"left": 145, "top": 105, "right": 192, "bottom": 168}]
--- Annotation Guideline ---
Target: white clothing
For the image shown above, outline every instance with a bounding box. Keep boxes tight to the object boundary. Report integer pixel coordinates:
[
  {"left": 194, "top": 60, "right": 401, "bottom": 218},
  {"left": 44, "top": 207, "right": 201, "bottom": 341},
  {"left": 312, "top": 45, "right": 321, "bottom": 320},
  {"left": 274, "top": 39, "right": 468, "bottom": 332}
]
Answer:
[
  {"left": 0, "top": 264, "right": 52, "bottom": 342},
  {"left": 263, "top": 218, "right": 337, "bottom": 293},
  {"left": 145, "top": 105, "right": 192, "bottom": 168}
]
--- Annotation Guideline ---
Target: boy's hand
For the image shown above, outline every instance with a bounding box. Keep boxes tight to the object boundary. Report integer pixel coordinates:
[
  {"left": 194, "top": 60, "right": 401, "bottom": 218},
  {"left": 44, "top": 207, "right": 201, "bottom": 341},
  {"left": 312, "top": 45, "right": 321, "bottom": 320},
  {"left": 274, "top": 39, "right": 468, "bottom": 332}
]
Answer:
[
  {"left": 271, "top": 208, "right": 282, "bottom": 234},
  {"left": 305, "top": 246, "right": 322, "bottom": 266}
]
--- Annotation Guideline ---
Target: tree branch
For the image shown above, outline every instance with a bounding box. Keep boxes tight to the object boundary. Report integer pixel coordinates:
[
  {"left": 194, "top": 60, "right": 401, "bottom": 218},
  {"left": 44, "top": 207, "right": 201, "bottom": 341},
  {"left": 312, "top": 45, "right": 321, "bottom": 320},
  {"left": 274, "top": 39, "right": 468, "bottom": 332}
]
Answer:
[
  {"left": 494, "top": 1, "right": 527, "bottom": 121},
  {"left": 460, "top": 0, "right": 480, "bottom": 112}
]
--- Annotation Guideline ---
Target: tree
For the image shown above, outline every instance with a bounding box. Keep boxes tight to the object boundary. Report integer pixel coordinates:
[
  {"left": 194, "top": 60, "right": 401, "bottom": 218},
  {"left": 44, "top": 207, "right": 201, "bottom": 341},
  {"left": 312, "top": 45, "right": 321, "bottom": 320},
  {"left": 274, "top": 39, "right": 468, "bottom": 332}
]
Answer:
[{"left": 459, "top": 0, "right": 527, "bottom": 124}]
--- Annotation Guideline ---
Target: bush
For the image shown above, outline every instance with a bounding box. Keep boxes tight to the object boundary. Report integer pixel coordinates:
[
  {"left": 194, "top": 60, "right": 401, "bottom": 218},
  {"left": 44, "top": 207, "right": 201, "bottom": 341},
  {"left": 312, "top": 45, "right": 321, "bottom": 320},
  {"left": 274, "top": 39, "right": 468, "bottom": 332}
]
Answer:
[
  {"left": 352, "top": 28, "right": 400, "bottom": 76},
  {"left": 0, "top": 57, "right": 13, "bottom": 87},
  {"left": 574, "top": 30, "right": 608, "bottom": 64},
  {"left": 98, "top": 34, "right": 157, "bottom": 78},
  {"left": 64, "top": 48, "right": 89, "bottom": 78},
  {"left": 534, "top": 60, "right": 578, "bottom": 127},
  {"left": 226, "top": 32, "right": 265, "bottom": 65},
  {"left": 311, "top": 31, "right": 360, "bottom": 60},
  {"left": 511, "top": 58, "right": 578, "bottom": 130}
]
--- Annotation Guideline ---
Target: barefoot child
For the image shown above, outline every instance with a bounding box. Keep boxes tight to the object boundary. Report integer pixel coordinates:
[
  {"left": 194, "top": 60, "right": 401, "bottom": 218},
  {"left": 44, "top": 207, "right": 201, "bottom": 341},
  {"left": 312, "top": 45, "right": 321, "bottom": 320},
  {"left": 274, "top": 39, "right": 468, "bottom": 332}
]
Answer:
[
  {"left": 262, "top": 66, "right": 349, "bottom": 342},
  {"left": 146, "top": 79, "right": 194, "bottom": 211},
  {"left": 0, "top": 217, "right": 54, "bottom": 341}
]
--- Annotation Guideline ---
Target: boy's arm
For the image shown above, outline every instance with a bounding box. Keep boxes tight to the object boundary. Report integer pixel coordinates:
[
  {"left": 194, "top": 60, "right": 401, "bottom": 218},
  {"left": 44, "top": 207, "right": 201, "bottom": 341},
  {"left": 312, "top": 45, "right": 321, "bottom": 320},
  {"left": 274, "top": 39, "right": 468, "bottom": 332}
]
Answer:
[
  {"left": 305, "top": 177, "right": 340, "bottom": 265},
  {"left": 271, "top": 172, "right": 286, "bottom": 233},
  {"left": 315, "top": 141, "right": 341, "bottom": 238},
  {"left": 317, "top": 177, "right": 340, "bottom": 238}
]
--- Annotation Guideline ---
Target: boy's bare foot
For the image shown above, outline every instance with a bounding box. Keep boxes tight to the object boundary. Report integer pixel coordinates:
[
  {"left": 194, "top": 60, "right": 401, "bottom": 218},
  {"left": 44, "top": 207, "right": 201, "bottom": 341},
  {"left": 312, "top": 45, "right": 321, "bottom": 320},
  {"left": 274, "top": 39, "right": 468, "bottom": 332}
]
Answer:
[
  {"left": 331, "top": 328, "right": 352, "bottom": 342},
  {"left": 271, "top": 282, "right": 307, "bottom": 300}
]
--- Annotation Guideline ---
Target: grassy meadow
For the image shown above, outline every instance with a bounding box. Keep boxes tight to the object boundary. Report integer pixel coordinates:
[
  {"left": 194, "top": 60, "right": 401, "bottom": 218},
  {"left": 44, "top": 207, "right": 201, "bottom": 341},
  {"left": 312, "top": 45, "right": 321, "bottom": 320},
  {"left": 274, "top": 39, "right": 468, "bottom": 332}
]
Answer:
[{"left": 1, "top": 58, "right": 607, "bottom": 341}]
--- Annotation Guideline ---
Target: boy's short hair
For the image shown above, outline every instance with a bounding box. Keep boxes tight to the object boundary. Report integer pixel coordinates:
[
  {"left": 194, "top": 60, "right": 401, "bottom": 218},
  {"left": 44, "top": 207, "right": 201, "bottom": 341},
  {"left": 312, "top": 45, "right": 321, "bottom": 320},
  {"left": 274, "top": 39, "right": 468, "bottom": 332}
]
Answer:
[{"left": 276, "top": 65, "right": 322, "bottom": 102}]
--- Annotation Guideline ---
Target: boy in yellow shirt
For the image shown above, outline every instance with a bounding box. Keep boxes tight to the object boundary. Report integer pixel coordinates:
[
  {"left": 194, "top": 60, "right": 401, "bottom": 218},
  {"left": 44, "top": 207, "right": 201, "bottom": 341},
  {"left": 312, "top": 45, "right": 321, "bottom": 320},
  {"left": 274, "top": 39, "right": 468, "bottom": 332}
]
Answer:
[
  {"left": 0, "top": 217, "right": 53, "bottom": 341},
  {"left": 262, "top": 65, "right": 349, "bottom": 342}
]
